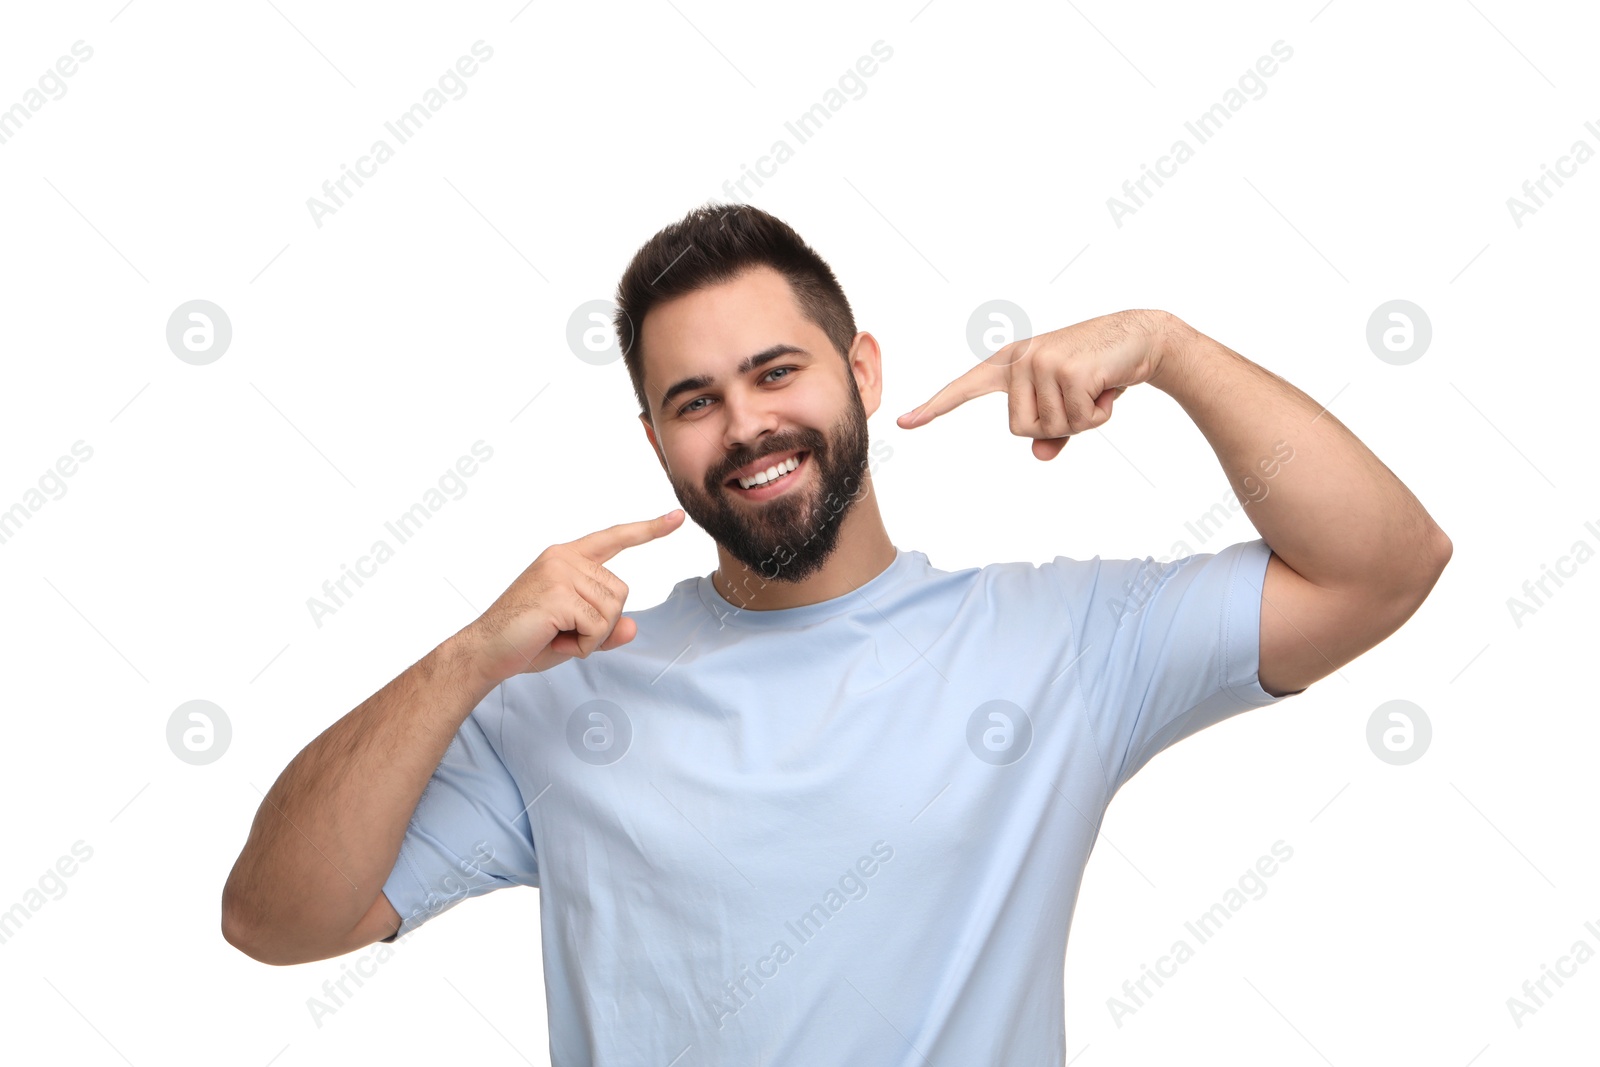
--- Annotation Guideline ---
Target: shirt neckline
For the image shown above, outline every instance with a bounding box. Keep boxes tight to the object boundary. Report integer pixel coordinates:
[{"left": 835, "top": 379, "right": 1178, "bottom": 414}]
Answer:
[{"left": 695, "top": 546, "right": 914, "bottom": 628}]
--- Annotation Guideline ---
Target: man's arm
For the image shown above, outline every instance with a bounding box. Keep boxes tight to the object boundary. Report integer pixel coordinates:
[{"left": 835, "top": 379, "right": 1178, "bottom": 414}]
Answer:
[
  {"left": 220, "top": 510, "right": 685, "bottom": 966},
  {"left": 1147, "top": 313, "right": 1453, "bottom": 697},
  {"left": 220, "top": 631, "right": 497, "bottom": 965}
]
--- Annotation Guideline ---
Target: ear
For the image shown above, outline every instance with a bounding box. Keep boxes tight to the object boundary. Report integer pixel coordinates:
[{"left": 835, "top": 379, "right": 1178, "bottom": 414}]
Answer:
[
  {"left": 640, "top": 413, "right": 669, "bottom": 474},
  {"left": 847, "top": 331, "right": 884, "bottom": 417}
]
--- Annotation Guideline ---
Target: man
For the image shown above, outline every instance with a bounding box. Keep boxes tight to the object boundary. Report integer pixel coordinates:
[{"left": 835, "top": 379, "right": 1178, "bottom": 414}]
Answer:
[{"left": 222, "top": 204, "right": 1451, "bottom": 1064}]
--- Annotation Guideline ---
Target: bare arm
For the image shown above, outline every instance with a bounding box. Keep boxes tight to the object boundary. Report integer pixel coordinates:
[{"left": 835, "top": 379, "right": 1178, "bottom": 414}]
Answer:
[
  {"left": 220, "top": 629, "right": 496, "bottom": 965},
  {"left": 894, "top": 309, "right": 1449, "bottom": 698},
  {"left": 1147, "top": 314, "right": 1451, "bottom": 696},
  {"left": 220, "top": 509, "right": 685, "bottom": 966}
]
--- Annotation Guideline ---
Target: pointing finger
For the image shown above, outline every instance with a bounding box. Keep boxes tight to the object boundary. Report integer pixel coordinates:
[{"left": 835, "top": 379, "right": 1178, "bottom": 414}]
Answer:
[
  {"left": 575, "top": 509, "right": 685, "bottom": 564},
  {"left": 897, "top": 358, "right": 1007, "bottom": 429}
]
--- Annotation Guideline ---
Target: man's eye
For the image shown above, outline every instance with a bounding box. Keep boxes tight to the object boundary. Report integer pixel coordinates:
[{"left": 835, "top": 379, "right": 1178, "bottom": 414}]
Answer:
[{"left": 678, "top": 367, "right": 795, "bottom": 416}]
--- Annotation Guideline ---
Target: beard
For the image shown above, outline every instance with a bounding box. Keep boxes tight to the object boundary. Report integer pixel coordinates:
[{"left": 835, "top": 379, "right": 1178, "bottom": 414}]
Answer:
[{"left": 669, "top": 377, "right": 872, "bottom": 587}]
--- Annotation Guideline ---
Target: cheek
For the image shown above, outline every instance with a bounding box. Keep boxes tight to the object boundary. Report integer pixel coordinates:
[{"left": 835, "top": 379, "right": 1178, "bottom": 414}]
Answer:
[
  {"left": 786, "top": 394, "right": 836, "bottom": 435},
  {"left": 665, "top": 440, "right": 718, "bottom": 485}
]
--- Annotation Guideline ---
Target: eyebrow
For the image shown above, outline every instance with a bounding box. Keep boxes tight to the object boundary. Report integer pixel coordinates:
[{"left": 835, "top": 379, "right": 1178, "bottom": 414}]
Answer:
[{"left": 659, "top": 344, "right": 810, "bottom": 411}]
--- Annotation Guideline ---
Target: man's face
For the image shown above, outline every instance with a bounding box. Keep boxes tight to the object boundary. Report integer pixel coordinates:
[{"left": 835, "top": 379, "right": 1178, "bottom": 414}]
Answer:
[{"left": 638, "top": 266, "right": 881, "bottom": 584}]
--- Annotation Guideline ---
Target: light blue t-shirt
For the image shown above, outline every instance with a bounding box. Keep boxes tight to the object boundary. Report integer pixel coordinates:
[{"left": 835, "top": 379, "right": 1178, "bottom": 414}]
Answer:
[{"left": 381, "top": 538, "right": 1303, "bottom": 1065}]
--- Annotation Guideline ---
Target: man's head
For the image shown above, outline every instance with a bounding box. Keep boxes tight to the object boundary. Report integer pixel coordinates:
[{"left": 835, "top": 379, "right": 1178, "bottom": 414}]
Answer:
[{"left": 613, "top": 204, "right": 882, "bottom": 584}]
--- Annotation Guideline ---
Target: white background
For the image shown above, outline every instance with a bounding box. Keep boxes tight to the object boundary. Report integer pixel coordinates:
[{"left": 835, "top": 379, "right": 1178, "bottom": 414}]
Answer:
[{"left": 1, "top": 0, "right": 1595, "bottom": 1063}]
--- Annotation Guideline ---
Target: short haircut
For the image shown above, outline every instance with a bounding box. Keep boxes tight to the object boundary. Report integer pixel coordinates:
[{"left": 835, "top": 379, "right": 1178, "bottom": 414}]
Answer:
[{"left": 614, "top": 203, "right": 857, "bottom": 420}]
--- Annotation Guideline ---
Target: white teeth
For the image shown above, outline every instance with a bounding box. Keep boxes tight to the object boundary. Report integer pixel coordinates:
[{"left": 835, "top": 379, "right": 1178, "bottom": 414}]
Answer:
[{"left": 737, "top": 454, "right": 800, "bottom": 490}]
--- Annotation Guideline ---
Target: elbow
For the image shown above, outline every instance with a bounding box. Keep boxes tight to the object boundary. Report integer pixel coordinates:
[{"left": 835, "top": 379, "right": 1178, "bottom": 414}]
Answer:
[
  {"left": 1425, "top": 528, "right": 1453, "bottom": 582},
  {"left": 1398, "top": 528, "right": 1452, "bottom": 607},
  {"left": 221, "top": 890, "right": 362, "bottom": 967},
  {"left": 221, "top": 889, "right": 270, "bottom": 964},
  {"left": 221, "top": 905, "right": 266, "bottom": 963},
  {"left": 221, "top": 916, "right": 312, "bottom": 967},
  {"left": 221, "top": 885, "right": 300, "bottom": 967}
]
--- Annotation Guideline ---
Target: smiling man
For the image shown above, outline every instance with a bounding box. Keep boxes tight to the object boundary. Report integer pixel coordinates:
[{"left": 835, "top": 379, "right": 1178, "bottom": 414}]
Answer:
[
  {"left": 633, "top": 259, "right": 892, "bottom": 609},
  {"left": 223, "top": 204, "right": 1451, "bottom": 1065}
]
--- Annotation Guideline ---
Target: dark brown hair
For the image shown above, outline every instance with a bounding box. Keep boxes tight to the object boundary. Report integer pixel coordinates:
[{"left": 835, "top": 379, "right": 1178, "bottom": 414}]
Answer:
[{"left": 613, "top": 202, "right": 857, "bottom": 420}]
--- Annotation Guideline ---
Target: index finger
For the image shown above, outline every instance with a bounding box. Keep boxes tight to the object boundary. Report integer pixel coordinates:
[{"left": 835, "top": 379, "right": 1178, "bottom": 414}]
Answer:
[
  {"left": 573, "top": 509, "right": 685, "bottom": 563},
  {"left": 898, "top": 356, "right": 1007, "bottom": 428}
]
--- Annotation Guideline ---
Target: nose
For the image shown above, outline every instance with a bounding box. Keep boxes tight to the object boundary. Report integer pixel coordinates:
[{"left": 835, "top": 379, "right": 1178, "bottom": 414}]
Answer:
[{"left": 719, "top": 387, "right": 781, "bottom": 457}]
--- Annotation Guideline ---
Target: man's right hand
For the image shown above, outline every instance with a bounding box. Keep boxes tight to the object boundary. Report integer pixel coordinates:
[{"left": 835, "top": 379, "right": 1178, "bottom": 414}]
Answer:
[
  {"left": 221, "top": 507, "right": 686, "bottom": 965},
  {"left": 463, "top": 509, "right": 685, "bottom": 685}
]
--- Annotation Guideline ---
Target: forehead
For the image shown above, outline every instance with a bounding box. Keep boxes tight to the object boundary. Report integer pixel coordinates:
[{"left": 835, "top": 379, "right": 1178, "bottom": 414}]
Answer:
[{"left": 639, "top": 266, "right": 816, "bottom": 397}]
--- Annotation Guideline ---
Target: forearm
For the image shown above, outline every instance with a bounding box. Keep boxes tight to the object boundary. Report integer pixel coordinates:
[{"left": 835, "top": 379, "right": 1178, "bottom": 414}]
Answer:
[
  {"left": 1148, "top": 312, "right": 1451, "bottom": 592},
  {"left": 221, "top": 628, "right": 496, "bottom": 963}
]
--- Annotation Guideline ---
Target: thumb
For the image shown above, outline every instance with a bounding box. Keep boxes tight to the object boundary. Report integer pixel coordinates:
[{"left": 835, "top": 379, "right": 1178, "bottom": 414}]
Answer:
[
  {"left": 599, "top": 615, "right": 638, "bottom": 650},
  {"left": 1033, "top": 437, "right": 1069, "bottom": 461}
]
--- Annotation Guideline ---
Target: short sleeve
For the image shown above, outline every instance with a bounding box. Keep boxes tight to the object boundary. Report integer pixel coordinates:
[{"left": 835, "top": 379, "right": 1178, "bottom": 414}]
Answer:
[
  {"left": 1048, "top": 538, "right": 1305, "bottom": 797},
  {"left": 380, "top": 682, "right": 540, "bottom": 941}
]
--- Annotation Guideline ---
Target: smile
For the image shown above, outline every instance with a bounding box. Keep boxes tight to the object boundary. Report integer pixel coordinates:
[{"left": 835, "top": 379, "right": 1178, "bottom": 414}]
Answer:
[{"left": 726, "top": 451, "right": 808, "bottom": 499}]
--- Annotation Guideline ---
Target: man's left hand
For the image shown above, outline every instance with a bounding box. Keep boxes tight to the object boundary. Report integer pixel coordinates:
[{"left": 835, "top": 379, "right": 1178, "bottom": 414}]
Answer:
[{"left": 896, "top": 309, "right": 1170, "bottom": 461}]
